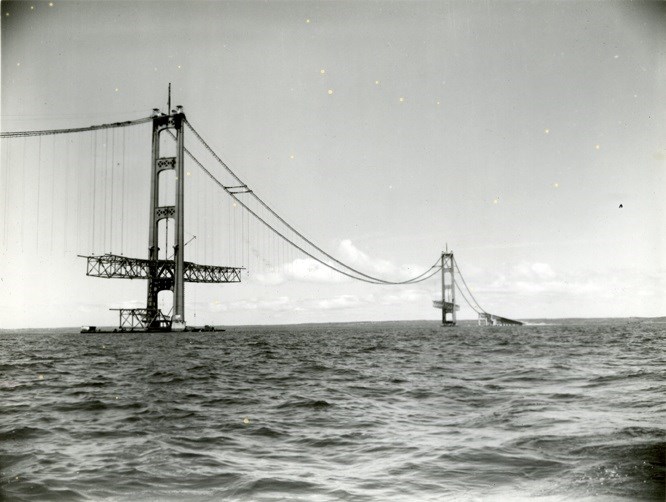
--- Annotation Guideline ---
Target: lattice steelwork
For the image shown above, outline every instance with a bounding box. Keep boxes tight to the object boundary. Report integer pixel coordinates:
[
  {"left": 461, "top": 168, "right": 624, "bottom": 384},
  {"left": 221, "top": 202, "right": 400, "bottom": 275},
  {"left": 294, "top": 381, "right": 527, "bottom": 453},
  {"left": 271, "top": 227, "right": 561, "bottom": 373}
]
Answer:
[
  {"left": 84, "top": 254, "right": 242, "bottom": 283},
  {"left": 110, "top": 308, "right": 172, "bottom": 331},
  {"left": 478, "top": 313, "right": 523, "bottom": 326}
]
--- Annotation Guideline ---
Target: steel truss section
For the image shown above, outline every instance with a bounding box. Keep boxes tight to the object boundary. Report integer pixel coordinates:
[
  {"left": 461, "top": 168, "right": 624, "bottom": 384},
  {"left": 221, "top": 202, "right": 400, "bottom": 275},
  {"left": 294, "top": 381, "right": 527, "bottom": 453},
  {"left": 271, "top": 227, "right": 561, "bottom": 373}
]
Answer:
[
  {"left": 82, "top": 254, "right": 242, "bottom": 283},
  {"left": 478, "top": 313, "right": 523, "bottom": 326},
  {"left": 110, "top": 308, "right": 172, "bottom": 331}
]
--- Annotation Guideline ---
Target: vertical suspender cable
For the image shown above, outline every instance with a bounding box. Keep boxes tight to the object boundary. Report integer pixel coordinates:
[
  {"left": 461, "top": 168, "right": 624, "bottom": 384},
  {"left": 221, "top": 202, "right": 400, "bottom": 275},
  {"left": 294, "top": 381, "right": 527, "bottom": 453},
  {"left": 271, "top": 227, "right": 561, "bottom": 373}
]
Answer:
[
  {"left": 36, "top": 137, "right": 41, "bottom": 253},
  {"left": 18, "top": 139, "right": 28, "bottom": 252},
  {"left": 240, "top": 197, "right": 244, "bottom": 267},
  {"left": 453, "top": 260, "right": 486, "bottom": 314},
  {"left": 247, "top": 200, "right": 251, "bottom": 275},
  {"left": 92, "top": 131, "right": 97, "bottom": 253},
  {"left": 214, "top": 189, "right": 218, "bottom": 265},
  {"left": 200, "top": 162, "right": 203, "bottom": 263},
  {"left": 260, "top": 204, "right": 264, "bottom": 272},
  {"left": 264, "top": 204, "right": 268, "bottom": 272},
  {"left": 2, "top": 140, "right": 11, "bottom": 249},
  {"left": 21, "top": 138, "right": 27, "bottom": 251},
  {"left": 110, "top": 128, "right": 115, "bottom": 253},
  {"left": 103, "top": 129, "right": 108, "bottom": 252},
  {"left": 228, "top": 196, "right": 231, "bottom": 265},
  {"left": 237, "top": 194, "right": 240, "bottom": 268},
  {"left": 75, "top": 134, "right": 82, "bottom": 251},
  {"left": 244, "top": 202, "right": 248, "bottom": 269},
  {"left": 203, "top": 166, "right": 207, "bottom": 264},
  {"left": 220, "top": 196, "right": 224, "bottom": 265},
  {"left": 50, "top": 135, "right": 55, "bottom": 252},
  {"left": 64, "top": 137, "right": 69, "bottom": 253},
  {"left": 120, "top": 127, "right": 127, "bottom": 255},
  {"left": 231, "top": 198, "right": 234, "bottom": 266}
]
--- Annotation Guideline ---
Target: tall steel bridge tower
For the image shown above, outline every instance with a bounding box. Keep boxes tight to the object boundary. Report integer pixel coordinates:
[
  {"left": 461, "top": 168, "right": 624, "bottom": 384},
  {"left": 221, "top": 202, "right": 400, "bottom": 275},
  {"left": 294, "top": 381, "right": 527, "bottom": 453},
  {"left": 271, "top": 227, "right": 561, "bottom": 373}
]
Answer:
[{"left": 81, "top": 107, "right": 242, "bottom": 332}]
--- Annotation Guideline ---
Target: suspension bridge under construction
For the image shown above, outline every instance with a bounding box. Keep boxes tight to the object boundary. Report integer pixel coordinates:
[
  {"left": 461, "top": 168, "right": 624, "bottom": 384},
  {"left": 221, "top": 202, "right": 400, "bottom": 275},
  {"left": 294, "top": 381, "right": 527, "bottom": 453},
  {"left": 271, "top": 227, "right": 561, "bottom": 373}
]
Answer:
[{"left": 0, "top": 104, "right": 523, "bottom": 331}]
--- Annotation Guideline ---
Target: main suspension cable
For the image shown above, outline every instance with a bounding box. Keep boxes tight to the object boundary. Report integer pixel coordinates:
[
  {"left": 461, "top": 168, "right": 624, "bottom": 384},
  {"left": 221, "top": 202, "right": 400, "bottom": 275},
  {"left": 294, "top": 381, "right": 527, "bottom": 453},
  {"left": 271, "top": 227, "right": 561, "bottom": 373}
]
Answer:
[
  {"left": 183, "top": 119, "right": 441, "bottom": 285},
  {"left": 175, "top": 130, "right": 441, "bottom": 285},
  {"left": 0, "top": 115, "right": 153, "bottom": 138},
  {"left": 454, "top": 259, "right": 487, "bottom": 313},
  {"left": 454, "top": 282, "right": 484, "bottom": 315},
  {"left": 2, "top": 112, "right": 443, "bottom": 285}
]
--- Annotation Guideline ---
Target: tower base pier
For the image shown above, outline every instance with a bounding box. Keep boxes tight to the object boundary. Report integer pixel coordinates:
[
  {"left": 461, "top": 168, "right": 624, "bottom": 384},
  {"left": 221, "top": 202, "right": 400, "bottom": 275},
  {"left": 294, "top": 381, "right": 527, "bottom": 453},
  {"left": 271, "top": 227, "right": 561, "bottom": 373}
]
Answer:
[{"left": 80, "top": 253, "right": 242, "bottom": 332}]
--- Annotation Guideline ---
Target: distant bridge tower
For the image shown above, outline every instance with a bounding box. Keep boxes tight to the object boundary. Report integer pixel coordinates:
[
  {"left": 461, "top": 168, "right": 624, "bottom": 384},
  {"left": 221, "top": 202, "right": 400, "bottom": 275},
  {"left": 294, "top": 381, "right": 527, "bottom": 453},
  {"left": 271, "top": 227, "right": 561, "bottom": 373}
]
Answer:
[
  {"left": 433, "top": 250, "right": 459, "bottom": 326},
  {"left": 81, "top": 106, "right": 243, "bottom": 332}
]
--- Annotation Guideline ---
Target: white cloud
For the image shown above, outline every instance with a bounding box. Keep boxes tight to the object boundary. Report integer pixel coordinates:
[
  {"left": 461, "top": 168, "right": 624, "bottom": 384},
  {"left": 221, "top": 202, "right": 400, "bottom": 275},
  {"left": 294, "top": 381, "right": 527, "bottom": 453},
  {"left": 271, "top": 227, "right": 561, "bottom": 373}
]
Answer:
[
  {"left": 531, "top": 263, "right": 557, "bottom": 280},
  {"left": 317, "top": 294, "right": 364, "bottom": 310},
  {"left": 253, "top": 270, "right": 286, "bottom": 286},
  {"left": 470, "top": 264, "right": 666, "bottom": 317},
  {"left": 248, "top": 258, "right": 349, "bottom": 285},
  {"left": 337, "top": 240, "right": 432, "bottom": 281},
  {"left": 338, "top": 239, "right": 395, "bottom": 275},
  {"left": 378, "top": 288, "right": 430, "bottom": 305},
  {"left": 286, "top": 257, "right": 349, "bottom": 283},
  {"left": 513, "top": 262, "right": 557, "bottom": 280},
  {"left": 205, "top": 294, "right": 368, "bottom": 313},
  {"left": 480, "top": 265, "right": 605, "bottom": 297},
  {"left": 246, "top": 240, "right": 432, "bottom": 286},
  {"left": 208, "top": 296, "right": 292, "bottom": 312}
]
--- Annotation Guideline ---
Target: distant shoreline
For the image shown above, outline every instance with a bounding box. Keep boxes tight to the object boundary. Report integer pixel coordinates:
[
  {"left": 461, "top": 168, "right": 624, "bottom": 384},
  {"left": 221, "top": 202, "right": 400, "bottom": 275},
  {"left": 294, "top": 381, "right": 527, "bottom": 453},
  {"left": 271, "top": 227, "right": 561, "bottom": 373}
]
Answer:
[{"left": 2, "top": 316, "right": 664, "bottom": 332}]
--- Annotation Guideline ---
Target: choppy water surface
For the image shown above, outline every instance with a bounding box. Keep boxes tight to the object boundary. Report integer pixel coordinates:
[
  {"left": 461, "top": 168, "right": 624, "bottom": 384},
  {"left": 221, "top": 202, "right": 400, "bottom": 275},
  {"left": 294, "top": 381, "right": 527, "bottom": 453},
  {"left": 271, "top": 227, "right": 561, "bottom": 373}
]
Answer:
[{"left": 1, "top": 320, "right": 664, "bottom": 501}]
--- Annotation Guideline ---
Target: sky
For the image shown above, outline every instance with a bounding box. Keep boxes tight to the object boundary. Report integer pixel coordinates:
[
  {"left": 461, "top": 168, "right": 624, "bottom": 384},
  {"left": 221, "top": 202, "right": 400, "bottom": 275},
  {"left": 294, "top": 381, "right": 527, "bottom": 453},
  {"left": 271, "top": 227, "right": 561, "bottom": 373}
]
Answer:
[{"left": 1, "top": 0, "right": 665, "bottom": 328}]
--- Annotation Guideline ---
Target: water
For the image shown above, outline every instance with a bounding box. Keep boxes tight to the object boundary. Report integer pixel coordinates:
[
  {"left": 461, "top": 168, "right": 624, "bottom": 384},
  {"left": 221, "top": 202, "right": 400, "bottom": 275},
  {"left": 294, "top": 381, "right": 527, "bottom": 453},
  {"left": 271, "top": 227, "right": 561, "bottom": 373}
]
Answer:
[{"left": 1, "top": 320, "right": 664, "bottom": 501}]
